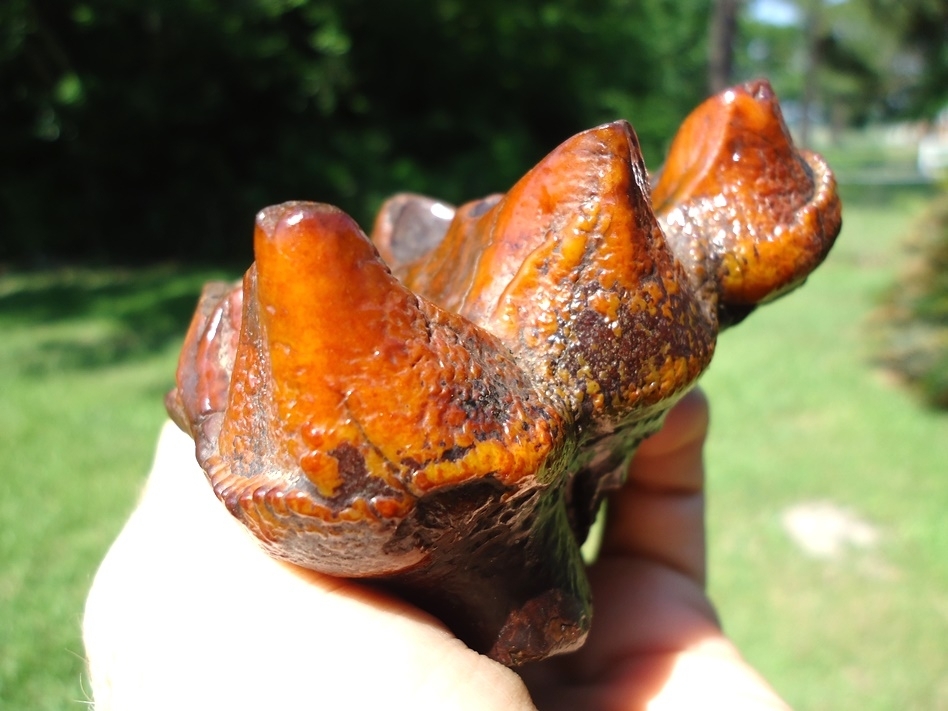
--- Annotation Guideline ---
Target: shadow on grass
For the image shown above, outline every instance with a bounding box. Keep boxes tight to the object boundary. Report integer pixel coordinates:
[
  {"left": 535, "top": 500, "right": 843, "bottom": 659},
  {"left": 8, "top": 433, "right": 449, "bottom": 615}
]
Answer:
[{"left": 0, "top": 264, "right": 241, "bottom": 374}]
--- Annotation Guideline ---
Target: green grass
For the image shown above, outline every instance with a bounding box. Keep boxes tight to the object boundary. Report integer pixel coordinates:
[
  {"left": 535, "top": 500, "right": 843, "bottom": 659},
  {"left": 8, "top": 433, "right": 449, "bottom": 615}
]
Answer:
[
  {"left": 0, "top": 265, "right": 237, "bottom": 710},
  {"left": 815, "top": 128, "right": 917, "bottom": 166},
  {"left": 1, "top": 184, "right": 946, "bottom": 710},
  {"left": 702, "top": 182, "right": 948, "bottom": 710}
]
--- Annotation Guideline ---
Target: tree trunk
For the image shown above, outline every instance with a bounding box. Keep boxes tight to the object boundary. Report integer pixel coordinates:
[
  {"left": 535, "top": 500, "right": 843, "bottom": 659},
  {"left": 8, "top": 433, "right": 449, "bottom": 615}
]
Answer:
[
  {"left": 800, "top": 0, "right": 823, "bottom": 149},
  {"left": 708, "top": 0, "right": 741, "bottom": 94}
]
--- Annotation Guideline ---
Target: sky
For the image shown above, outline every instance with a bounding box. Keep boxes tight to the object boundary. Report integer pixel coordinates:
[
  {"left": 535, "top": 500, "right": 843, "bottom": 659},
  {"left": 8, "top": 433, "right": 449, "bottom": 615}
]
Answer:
[
  {"left": 749, "top": 0, "right": 802, "bottom": 26},
  {"left": 750, "top": 0, "right": 848, "bottom": 26}
]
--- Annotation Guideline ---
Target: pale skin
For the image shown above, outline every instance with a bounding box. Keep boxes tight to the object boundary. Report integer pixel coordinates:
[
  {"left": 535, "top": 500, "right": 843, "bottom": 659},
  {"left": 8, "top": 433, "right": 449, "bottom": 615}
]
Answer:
[{"left": 83, "top": 389, "right": 791, "bottom": 710}]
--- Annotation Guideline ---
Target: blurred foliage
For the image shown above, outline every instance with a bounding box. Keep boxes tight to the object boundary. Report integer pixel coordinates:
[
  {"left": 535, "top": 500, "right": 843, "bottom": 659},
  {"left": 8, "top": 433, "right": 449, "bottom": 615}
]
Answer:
[
  {"left": 0, "top": 0, "right": 710, "bottom": 264},
  {"left": 734, "top": 0, "right": 948, "bottom": 128},
  {"left": 864, "top": 0, "right": 948, "bottom": 118},
  {"left": 876, "top": 186, "right": 948, "bottom": 408}
]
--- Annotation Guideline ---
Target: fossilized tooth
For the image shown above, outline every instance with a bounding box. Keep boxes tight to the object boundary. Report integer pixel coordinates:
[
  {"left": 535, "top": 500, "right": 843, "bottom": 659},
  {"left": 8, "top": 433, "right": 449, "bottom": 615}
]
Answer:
[
  {"left": 371, "top": 192, "right": 460, "bottom": 268},
  {"left": 650, "top": 78, "right": 842, "bottom": 325},
  {"left": 371, "top": 121, "right": 721, "bottom": 545},
  {"left": 169, "top": 202, "right": 587, "bottom": 666},
  {"left": 374, "top": 122, "right": 718, "bottom": 432},
  {"left": 168, "top": 80, "right": 842, "bottom": 667}
]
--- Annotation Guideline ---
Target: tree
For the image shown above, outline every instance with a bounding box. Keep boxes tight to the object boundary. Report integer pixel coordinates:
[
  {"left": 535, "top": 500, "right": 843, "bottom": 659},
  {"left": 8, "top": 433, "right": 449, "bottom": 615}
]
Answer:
[
  {"left": 708, "top": 0, "right": 742, "bottom": 93},
  {"left": 799, "top": 0, "right": 822, "bottom": 147},
  {"left": 733, "top": 0, "right": 947, "bottom": 130},
  {"left": 864, "top": 0, "right": 948, "bottom": 118},
  {"left": 0, "top": 0, "right": 712, "bottom": 264}
]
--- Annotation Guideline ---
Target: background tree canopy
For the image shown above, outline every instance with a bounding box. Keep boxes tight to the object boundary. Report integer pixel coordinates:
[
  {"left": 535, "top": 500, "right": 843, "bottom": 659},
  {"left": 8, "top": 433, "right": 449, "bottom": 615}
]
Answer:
[
  {"left": 4, "top": 0, "right": 946, "bottom": 265},
  {"left": 734, "top": 0, "right": 948, "bottom": 131},
  {"left": 0, "top": 0, "right": 711, "bottom": 264}
]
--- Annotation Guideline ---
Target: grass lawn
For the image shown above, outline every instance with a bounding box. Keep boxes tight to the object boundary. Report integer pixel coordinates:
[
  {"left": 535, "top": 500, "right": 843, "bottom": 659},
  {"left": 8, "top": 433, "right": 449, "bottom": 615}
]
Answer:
[
  {"left": 1, "top": 184, "right": 945, "bottom": 709},
  {"left": 0, "top": 265, "right": 237, "bottom": 709},
  {"left": 701, "top": 182, "right": 948, "bottom": 710}
]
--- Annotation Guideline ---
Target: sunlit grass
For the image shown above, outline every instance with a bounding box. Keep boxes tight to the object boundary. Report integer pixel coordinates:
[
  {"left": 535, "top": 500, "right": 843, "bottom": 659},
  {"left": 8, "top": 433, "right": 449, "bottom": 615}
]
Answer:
[
  {"left": 702, "top": 183, "right": 948, "bottom": 710},
  {"left": 0, "top": 265, "right": 236, "bottom": 710}
]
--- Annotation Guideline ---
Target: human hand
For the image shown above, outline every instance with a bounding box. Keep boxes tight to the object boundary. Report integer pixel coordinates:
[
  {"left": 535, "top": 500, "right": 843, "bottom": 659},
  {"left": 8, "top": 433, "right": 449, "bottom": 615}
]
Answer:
[{"left": 84, "top": 388, "right": 790, "bottom": 710}]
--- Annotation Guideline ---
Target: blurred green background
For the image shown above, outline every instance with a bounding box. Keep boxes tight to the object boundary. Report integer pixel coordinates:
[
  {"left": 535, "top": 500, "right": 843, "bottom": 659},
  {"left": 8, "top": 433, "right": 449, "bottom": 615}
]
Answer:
[{"left": 2, "top": 1, "right": 947, "bottom": 709}]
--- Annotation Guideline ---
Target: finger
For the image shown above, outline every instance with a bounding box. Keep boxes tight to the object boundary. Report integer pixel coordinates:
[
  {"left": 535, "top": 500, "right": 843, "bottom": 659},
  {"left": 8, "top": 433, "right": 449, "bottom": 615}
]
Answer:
[
  {"left": 632, "top": 637, "right": 792, "bottom": 711},
  {"left": 529, "top": 631, "right": 791, "bottom": 711},
  {"left": 599, "top": 387, "right": 710, "bottom": 586},
  {"left": 633, "top": 387, "right": 710, "bottom": 467}
]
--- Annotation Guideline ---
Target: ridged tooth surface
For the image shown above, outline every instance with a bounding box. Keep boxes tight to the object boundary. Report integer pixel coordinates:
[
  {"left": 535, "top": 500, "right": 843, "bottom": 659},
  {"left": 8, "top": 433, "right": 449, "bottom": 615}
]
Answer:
[{"left": 652, "top": 79, "right": 842, "bottom": 315}]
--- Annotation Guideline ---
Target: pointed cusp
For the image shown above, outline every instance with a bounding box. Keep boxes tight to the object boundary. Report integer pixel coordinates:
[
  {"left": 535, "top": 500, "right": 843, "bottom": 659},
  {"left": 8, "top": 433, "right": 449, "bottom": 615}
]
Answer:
[{"left": 652, "top": 79, "right": 842, "bottom": 319}]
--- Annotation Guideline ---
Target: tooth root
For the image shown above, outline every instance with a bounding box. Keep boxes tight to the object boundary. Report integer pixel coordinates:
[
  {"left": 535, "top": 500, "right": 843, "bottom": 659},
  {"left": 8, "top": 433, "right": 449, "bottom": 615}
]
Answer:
[{"left": 389, "top": 487, "right": 592, "bottom": 665}]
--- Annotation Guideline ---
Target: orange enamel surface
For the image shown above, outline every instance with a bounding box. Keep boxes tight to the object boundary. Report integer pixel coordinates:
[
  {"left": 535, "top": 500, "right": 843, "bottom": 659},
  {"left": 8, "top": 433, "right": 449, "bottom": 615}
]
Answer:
[
  {"left": 391, "top": 122, "right": 716, "bottom": 426},
  {"left": 652, "top": 79, "right": 842, "bottom": 306},
  {"left": 214, "top": 203, "right": 561, "bottom": 512}
]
